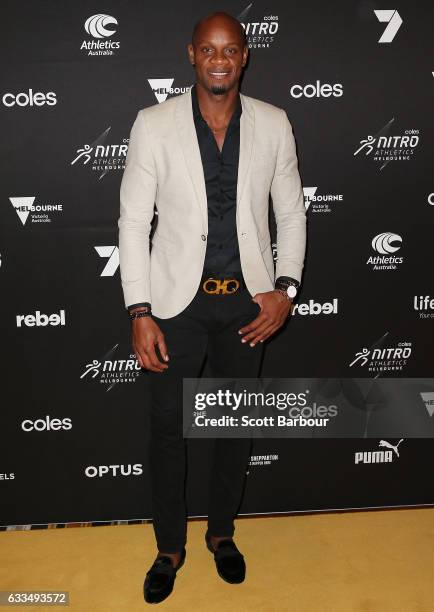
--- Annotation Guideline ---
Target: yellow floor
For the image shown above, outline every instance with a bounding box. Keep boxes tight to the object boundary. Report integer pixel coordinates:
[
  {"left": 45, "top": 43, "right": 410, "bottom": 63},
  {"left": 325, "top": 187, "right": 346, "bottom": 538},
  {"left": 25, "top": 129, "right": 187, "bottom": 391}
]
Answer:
[{"left": 1, "top": 509, "right": 433, "bottom": 611}]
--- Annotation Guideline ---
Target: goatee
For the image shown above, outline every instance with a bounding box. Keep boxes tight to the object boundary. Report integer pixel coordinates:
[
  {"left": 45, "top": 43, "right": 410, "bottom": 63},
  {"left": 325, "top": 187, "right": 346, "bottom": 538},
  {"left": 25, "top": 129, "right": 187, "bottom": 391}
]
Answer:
[{"left": 210, "top": 85, "right": 228, "bottom": 95}]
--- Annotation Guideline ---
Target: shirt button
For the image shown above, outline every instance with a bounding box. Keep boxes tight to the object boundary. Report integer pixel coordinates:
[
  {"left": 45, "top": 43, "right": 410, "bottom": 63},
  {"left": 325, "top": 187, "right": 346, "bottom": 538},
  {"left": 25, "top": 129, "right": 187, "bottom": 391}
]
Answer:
[{"left": 201, "top": 234, "right": 206, "bottom": 241}]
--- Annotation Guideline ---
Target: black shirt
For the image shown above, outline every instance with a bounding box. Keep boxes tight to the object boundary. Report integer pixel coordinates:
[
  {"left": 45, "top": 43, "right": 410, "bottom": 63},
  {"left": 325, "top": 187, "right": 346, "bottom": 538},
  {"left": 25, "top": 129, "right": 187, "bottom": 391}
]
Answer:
[{"left": 191, "top": 83, "right": 242, "bottom": 275}]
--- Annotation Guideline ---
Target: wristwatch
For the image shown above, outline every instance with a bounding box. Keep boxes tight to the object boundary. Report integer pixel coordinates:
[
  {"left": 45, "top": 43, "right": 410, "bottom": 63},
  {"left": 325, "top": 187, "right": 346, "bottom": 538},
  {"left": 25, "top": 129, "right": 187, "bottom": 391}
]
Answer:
[
  {"left": 285, "top": 284, "right": 298, "bottom": 299},
  {"left": 275, "top": 277, "right": 299, "bottom": 300}
]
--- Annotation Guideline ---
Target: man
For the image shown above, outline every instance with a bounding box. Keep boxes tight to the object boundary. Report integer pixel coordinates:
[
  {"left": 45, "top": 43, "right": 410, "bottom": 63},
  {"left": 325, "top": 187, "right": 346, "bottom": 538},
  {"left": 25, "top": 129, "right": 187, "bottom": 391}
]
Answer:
[{"left": 118, "top": 11, "right": 306, "bottom": 604}]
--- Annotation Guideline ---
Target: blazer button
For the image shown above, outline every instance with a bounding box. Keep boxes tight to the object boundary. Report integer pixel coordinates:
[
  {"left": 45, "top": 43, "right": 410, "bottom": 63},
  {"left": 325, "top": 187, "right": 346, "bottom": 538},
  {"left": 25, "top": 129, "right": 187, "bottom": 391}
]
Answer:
[{"left": 201, "top": 234, "right": 206, "bottom": 241}]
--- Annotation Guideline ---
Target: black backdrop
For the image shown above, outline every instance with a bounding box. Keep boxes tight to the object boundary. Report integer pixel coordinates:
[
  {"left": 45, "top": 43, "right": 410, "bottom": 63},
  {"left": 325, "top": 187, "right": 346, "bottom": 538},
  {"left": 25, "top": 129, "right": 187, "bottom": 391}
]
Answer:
[{"left": 1, "top": 1, "right": 433, "bottom": 528}]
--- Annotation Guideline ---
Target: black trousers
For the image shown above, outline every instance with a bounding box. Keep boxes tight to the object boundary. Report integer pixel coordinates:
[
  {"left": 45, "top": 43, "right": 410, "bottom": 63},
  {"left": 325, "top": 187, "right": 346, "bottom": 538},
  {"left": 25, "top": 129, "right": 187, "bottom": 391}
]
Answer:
[{"left": 147, "top": 282, "right": 264, "bottom": 553}]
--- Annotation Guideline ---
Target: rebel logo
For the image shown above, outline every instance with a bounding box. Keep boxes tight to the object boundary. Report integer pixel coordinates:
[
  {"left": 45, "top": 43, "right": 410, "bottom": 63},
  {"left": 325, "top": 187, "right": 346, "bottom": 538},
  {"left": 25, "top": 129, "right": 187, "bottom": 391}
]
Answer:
[{"left": 16, "top": 309, "right": 66, "bottom": 327}]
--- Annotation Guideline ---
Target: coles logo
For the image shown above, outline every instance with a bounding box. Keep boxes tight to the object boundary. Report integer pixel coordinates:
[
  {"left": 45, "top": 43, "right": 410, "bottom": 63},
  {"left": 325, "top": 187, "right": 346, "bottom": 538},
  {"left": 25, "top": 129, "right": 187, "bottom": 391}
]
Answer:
[
  {"left": 21, "top": 416, "right": 72, "bottom": 432},
  {"left": 2, "top": 89, "right": 57, "bottom": 107},
  {"left": 290, "top": 81, "right": 343, "bottom": 99}
]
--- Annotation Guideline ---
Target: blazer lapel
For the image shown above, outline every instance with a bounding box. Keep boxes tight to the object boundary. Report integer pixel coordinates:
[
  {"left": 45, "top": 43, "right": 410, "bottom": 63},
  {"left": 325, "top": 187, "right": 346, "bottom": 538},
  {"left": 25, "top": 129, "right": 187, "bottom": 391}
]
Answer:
[
  {"left": 175, "top": 88, "right": 208, "bottom": 230},
  {"left": 237, "top": 93, "right": 255, "bottom": 206}
]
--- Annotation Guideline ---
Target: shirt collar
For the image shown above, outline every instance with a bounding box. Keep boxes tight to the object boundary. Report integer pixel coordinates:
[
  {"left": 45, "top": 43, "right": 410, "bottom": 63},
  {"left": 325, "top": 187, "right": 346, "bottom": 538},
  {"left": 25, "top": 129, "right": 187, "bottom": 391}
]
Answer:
[{"left": 191, "top": 83, "right": 242, "bottom": 122}]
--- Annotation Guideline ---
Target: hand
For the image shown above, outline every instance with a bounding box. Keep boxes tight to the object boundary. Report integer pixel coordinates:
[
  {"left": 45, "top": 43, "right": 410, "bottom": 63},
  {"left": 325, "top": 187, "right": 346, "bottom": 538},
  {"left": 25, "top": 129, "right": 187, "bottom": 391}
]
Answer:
[
  {"left": 238, "top": 290, "right": 292, "bottom": 347},
  {"left": 131, "top": 316, "right": 169, "bottom": 372}
]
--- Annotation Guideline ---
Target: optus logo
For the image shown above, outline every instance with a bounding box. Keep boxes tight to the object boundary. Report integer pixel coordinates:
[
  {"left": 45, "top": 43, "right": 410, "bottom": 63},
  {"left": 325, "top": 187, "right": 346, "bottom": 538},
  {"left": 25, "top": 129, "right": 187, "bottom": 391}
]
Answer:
[
  {"left": 85, "top": 464, "right": 143, "bottom": 478},
  {"left": 2, "top": 89, "right": 57, "bottom": 107}
]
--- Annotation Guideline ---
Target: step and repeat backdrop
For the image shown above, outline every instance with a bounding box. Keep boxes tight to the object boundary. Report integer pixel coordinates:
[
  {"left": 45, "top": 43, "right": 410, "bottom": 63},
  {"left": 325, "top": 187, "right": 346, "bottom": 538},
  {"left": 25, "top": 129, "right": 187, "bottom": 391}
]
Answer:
[{"left": 1, "top": 1, "right": 433, "bottom": 528}]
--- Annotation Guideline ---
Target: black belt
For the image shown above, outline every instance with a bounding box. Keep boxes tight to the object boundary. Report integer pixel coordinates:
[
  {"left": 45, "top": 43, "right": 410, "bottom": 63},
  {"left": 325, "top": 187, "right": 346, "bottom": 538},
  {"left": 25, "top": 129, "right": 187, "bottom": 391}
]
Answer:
[{"left": 200, "top": 270, "right": 246, "bottom": 294}]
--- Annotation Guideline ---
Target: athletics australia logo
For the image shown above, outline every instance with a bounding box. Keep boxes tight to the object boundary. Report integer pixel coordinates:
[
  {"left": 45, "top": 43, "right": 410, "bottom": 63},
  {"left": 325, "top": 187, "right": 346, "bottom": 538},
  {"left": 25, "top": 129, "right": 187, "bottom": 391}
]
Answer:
[
  {"left": 71, "top": 127, "right": 128, "bottom": 179},
  {"left": 354, "top": 118, "right": 420, "bottom": 170},
  {"left": 81, "top": 14, "right": 120, "bottom": 56},
  {"left": 80, "top": 343, "right": 142, "bottom": 391},
  {"left": 366, "top": 232, "right": 404, "bottom": 270}
]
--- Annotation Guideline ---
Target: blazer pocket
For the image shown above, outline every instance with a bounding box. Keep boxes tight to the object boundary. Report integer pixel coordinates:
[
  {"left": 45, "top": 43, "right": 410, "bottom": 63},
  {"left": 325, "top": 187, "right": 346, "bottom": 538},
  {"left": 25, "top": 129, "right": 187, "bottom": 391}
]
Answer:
[{"left": 151, "top": 232, "right": 177, "bottom": 254}]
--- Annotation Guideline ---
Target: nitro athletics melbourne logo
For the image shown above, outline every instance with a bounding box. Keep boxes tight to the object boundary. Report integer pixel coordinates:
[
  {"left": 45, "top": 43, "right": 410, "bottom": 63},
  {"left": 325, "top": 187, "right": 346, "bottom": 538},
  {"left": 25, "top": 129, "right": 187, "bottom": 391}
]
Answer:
[
  {"left": 349, "top": 332, "right": 412, "bottom": 373},
  {"left": 71, "top": 127, "right": 128, "bottom": 179},
  {"left": 81, "top": 14, "right": 120, "bottom": 56},
  {"left": 354, "top": 118, "right": 420, "bottom": 170},
  {"left": 80, "top": 343, "right": 142, "bottom": 391},
  {"left": 237, "top": 3, "right": 279, "bottom": 49}
]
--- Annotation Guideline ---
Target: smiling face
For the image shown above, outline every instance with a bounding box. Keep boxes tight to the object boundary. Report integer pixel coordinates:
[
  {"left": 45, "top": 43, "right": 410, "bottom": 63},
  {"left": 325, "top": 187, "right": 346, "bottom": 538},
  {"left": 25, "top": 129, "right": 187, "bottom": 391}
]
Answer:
[{"left": 188, "top": 14, "right": 248, "bottom": 95}]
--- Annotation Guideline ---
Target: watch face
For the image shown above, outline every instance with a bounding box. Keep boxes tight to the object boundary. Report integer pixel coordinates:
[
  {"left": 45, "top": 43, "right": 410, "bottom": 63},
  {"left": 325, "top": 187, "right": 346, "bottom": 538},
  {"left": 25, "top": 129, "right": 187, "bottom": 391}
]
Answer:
[{"left": 287, "top": 285, "right": 297, "bottom": 298}]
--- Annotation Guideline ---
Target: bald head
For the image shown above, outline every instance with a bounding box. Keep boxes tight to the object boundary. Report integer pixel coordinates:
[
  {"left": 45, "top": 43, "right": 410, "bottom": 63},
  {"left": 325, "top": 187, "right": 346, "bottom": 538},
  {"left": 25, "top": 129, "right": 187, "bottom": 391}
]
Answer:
[
  {"left": 191, "top": 11, "right": 247, "bottom": 49},
  {"left": 188, "top": 11, "right": 248, "bottom": 95}
]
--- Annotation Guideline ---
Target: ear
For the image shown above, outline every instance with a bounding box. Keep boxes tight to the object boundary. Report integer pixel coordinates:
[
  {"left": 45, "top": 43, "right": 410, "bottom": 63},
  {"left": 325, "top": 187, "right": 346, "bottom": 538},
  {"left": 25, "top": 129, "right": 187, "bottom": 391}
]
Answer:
[
  {"left": 242, "top": 45, "right": 249, "bottom": 67},
  {"left": 187, "top": 43, "right": 195, "bottom": 66}
]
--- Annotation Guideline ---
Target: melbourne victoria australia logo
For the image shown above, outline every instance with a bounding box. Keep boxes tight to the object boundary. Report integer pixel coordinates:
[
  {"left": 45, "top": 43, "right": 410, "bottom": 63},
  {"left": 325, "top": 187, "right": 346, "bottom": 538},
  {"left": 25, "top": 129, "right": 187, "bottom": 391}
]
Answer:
[
  {"left": 354, "top": 118, "right": 420, "bottom": 170},
  {"left": 303, "top": 187, "right": 343, "bottom": 214},
  {"left": 81, "top": 14, "right": 120, "bottom": 56},
  {"left": 147, "top": 79, "right": 190, "bottom": 103},
  {"left": 420, "top": 392, "right": 434, "bottom": 418},
  {"left": 80, "top": 343, "right": 142, "bottom": 390},
  {"left": 71, "top": 127, "right": 128, "bottom": 179},
  {"left": 9, "top": 196, "right": 63, "bottom": 225},
  {"left": 237, "top": 4, "right": 279, "bottom": 49}
]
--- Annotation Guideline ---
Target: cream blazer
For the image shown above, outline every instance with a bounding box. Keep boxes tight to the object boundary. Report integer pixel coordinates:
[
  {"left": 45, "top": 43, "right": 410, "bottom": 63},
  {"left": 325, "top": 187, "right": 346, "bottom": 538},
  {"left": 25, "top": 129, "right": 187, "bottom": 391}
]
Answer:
[{"left": 118, "top": 87, "right": 306, "bottom": 318}]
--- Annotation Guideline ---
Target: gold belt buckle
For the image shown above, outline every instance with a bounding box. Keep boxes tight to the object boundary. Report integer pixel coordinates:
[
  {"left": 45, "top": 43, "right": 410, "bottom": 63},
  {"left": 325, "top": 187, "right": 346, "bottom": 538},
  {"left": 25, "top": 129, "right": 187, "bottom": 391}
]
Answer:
[{"left": 202, "top": 277, "right": 240, "bottom": 295}]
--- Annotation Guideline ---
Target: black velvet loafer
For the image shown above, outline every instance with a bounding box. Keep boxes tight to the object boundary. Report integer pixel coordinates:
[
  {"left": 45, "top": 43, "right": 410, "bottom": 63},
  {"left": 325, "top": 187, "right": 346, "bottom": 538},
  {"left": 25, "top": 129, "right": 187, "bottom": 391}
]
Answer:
[
  {"left": 143, "top": 547, "right": 186, "bottom": 604},
  {"left": 205, "top": 531, "right": 246, "bottom": 584}
]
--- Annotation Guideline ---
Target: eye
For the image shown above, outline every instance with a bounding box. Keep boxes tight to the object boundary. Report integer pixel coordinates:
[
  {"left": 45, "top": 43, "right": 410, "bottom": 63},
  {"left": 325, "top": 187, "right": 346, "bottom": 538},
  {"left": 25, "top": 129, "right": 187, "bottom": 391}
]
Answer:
[
  {"left": 201, "top": 47, "right": 213, "bottom": 53},
  {"left": 226, "top": 48, "right": 237, "bottom": 54}
]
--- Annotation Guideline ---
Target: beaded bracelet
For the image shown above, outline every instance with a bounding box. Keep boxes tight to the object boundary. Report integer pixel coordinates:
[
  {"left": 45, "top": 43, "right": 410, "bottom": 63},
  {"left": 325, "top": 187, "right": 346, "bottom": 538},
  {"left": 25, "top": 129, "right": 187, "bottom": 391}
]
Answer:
[{"left": 129, "top": 308, "right": 152, "bottom": 321}]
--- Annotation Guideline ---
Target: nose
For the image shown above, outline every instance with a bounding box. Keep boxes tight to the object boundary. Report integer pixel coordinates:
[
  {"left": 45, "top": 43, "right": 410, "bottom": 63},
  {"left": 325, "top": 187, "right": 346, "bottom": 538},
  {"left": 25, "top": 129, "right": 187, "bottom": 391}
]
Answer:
[{"left": 211, "top": 50, "right": 228, "bottom": 65}]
